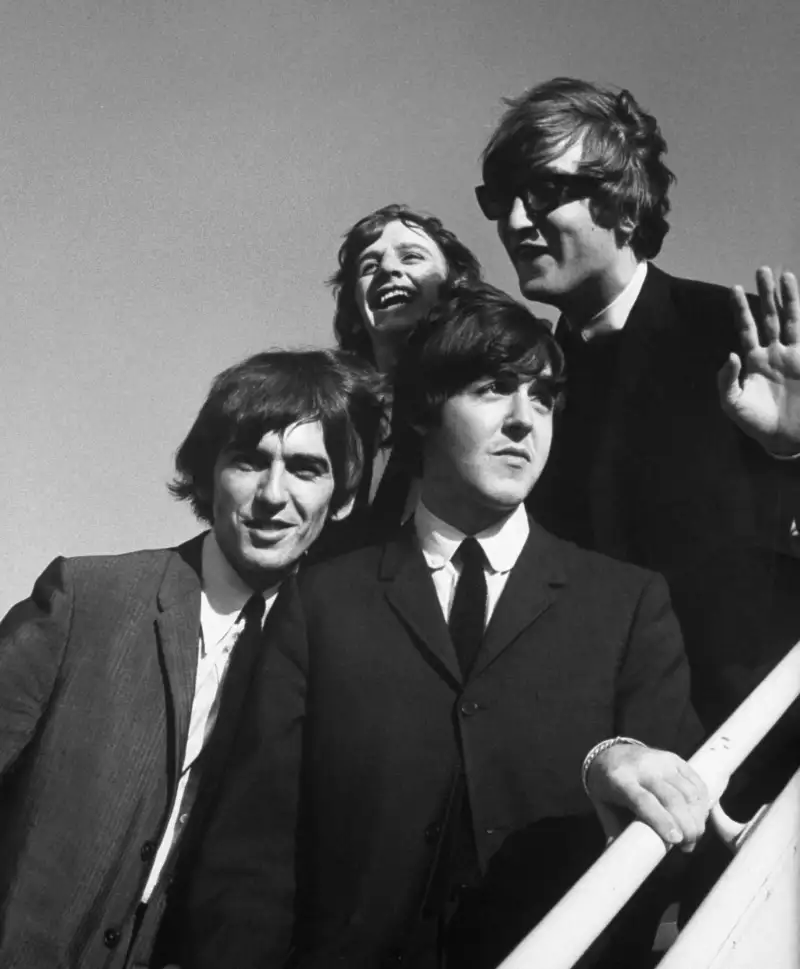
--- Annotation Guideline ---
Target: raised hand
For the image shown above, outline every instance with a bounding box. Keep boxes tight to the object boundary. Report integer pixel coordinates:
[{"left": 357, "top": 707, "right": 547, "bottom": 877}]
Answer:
[{"left": 718, "top": 267, "right": 800, "bottom": 456}]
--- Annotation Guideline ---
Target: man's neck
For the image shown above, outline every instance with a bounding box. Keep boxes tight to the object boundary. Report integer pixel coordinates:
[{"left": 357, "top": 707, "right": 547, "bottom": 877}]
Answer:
[
  {"left": 420, "top": 487, "right": 516, "bottom": 537},
  {"left": 556, "top": 251, "right": 641, "bottom": 327}
]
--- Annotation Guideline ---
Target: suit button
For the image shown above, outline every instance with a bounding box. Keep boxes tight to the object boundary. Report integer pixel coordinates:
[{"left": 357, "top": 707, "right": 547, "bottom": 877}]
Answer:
[
  {"left": 424, "top": 822, "right": 442, "bottom": 844},
  {"left": 140, "top": 840, "right": 156, "bottom": 862},
  {"left": 103, "top": 928, "right": 121, "bottom": 949},
  {"left": 460, "top": 700, "right": 479, "bottom": 716}
]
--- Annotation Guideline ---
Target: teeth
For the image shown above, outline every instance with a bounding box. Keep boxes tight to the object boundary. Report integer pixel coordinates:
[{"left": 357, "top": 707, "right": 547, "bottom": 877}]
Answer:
[{"left": 377, "top": 288, "right": 412, "bottom": 309}]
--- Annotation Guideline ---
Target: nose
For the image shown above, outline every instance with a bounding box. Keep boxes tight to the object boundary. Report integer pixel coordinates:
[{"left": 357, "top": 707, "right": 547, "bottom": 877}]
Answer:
[
  {"left": 504, "top": 389, "right": 535, "bottom": 435},
  {"left": 377, "top": 249, "right": 403, "bottom": 277},
  {"left": 505, "top": 195, "right": 534, "bottom": 232},
  {"left": 255, "top": 465, "right": 288, "bottom": 507}
]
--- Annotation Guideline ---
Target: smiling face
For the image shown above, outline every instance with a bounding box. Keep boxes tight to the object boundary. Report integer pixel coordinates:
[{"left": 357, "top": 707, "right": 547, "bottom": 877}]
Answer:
[
  {"left": 420, "top": 373, "right": 555, "bottom": 535},
  {"left": 210, "top": 420, "right": 338, "bottom": 590},
  {"left": 354, "top": 220, "right": 449, "bottom": 361},
  {"left": 497, "top": 140, "right": 633, "bottom": 317}
]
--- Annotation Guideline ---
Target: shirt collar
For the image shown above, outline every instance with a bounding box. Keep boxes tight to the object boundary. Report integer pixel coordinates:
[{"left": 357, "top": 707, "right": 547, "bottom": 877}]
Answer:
[
  {"left": 574, "top": 261, "right": 648, "bottom": 341},
  {"left": 414, "top": 502, "right": 529, "bottom": 575},
  {"left": 200, "top": 531, "right": 279, "bottom": 653}
]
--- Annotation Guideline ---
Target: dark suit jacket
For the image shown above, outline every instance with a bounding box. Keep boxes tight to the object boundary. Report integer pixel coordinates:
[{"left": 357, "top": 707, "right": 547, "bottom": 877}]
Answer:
[
  {"left": 532, "top": 265, "right": 800, "bottom": 756},
  {"left": 185, "top": 518, "right": 701, "bottom": 969},
  {"left": 0, "top": 534, "right": 255, "bottom": 969}
]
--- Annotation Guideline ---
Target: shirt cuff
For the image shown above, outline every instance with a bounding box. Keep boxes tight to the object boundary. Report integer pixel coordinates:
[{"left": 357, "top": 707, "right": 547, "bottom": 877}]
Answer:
[{"left": 581, "top": 736, "right": 646, "bottom": 796}]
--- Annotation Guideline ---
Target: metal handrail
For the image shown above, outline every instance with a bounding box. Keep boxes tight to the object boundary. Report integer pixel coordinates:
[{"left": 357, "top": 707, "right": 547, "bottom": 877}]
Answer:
[
  {"left": 496, "top": 640, "right": 800, "bottom": 969},
  {"left": 657, "top": 766, "right": 800, "bottom": 969}
]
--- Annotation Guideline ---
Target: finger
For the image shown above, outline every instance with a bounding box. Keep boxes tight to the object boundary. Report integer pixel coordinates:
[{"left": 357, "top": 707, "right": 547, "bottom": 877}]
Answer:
[
  {"left": 646, "top": 777, "right": 707, "bottom": 846},
  {"left": 663, "top": 779, "right": 708, "bottom": 840},
  {"left": 717, "top": 354, "right": 742, "bottom": 407},
  {"left": 730, "top": 285, "right": 759, "bottom": 353},
  {"left": 674, "top": 760, "right": 711, "bottom": 805},
  {"left": 756, "top": 266, "right": 780, "bottom": 343},
  {"left": 621, "top": 786, "right": 684, "bottom": 846},
  {"left": 661, "top": 770, "right": 708, "bottom": 814},
  {"left": 780, "top": 271, "right": 800, "bottom": 344}
]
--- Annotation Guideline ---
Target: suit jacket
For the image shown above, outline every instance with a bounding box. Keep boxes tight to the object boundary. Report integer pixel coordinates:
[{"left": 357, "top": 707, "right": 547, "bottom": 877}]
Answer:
[
  {"left": 531, "top": 265, "right": 800, "bottom": 751},
  {"left": 0, "top": 534, "right": 262, "bottom": 969},
  {"left": 185, "top": 518, "right": 701, "bottom": 969}
]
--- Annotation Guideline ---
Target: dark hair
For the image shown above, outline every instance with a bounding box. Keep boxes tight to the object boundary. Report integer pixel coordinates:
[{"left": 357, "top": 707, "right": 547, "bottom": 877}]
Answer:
[
  {"left": 169, "top": 349, "right": 384, "bottom": 523},
  {"left": 481, "top": 77, "right": 675, "bottom": 259},
  {"left": 391, "top": 284, "right": 565, "bottom": 470},
  {"left": 329, "top": 204, "right": 483, "bottom": 362}
]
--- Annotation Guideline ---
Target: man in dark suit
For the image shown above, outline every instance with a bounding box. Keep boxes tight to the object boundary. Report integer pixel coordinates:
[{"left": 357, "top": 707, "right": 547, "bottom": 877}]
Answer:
[
  {"left": 476, "top": 77, "right": 800, "bottom": 810},
  {"left": 0, "top": 349, "right": 381, "bottom": 969},
  {"left": 184, "top": 286, "right": 710, "bottom": 969}
]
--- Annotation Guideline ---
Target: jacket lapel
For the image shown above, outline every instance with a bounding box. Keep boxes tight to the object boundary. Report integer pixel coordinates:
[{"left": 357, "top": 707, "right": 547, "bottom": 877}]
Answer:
[
  {"left": 589, "top": 265, "right": 679, "bottom": 556},
  {"left": 610, "top": 264, "right": 677, "bottom": 402},
  {"left": 380, "top": 524, "right": 463, "bottom": 688},
  {"left": 471, "top": 519, "right": 566, "bottom": 678},
  {"left": 155, "top": 534, "right": 205, "bottom": 785}
]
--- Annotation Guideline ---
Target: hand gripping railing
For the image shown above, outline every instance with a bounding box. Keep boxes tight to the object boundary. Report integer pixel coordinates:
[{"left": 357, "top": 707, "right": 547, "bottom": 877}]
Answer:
[{"left": 496, "top": 640, "right": 800, "bottom": 969}]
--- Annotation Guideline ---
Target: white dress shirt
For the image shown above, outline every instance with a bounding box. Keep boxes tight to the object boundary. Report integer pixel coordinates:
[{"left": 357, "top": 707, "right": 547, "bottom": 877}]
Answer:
[
  {"left": 141, "top": 532, "right": 280, "bottom": 902},
  {"left": 577, "top": 260, "right": 648, "bottom": 341},
  {"left": 414, "top": 502, "right": 530, "bottom": 624}
]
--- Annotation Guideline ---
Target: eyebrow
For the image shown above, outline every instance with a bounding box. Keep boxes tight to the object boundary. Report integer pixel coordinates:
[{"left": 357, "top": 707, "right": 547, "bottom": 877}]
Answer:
[
  {"left": 396, "top": 242, "right": 435, "bottom": 255},
  {"left": 356, "top": 247, "right": 381, "bottom": 267}
]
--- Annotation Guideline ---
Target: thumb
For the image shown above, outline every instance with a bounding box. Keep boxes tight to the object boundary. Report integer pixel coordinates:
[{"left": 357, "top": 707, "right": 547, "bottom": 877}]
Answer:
[{"left": 589, "top": 797, "right": 627, "bottom": 846}]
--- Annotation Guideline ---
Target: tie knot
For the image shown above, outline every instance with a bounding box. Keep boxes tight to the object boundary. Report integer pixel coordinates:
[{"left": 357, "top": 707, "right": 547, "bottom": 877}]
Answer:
[{"left": 457, "top": 537, "right": 485, "bottom": 569}]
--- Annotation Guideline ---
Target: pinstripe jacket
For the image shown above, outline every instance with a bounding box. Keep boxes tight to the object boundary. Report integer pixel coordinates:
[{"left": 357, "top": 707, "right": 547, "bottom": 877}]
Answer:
[{"left": 0, "top": 535, "right": 213, "bottom": 969}]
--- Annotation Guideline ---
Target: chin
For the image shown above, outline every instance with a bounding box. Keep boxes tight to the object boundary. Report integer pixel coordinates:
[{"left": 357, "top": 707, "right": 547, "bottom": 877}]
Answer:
[{"left": 518, "top": 277, "right": 560, "bottom": 304}]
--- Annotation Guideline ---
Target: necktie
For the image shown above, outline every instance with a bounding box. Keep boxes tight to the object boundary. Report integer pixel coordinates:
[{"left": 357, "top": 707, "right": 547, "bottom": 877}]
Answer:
[
  {"left": 196, "top": 594, "right": 265, "bottom": 790},
  {"left": 448, "top": 538, "right": 487, "bottom": 679},
  {"left": 174, "top": 594, "right": 266, "bottom": 865},
  {"left": 146, "top": 595, "right": 268, "bottom": 962},
  {"left": 371, "top": 448, "right": 413, "bottom": 531}
]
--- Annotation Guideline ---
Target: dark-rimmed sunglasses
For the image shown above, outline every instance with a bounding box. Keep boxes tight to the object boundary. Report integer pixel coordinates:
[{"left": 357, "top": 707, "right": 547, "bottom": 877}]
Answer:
[{"left": 475, "top": 173, "right": 599, "bottom": 221}]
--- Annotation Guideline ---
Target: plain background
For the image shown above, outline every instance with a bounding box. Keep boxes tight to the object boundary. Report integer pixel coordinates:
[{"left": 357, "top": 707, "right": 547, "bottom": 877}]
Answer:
[{"left": 3, "top": 0, "right": 799, "bottom": 614}]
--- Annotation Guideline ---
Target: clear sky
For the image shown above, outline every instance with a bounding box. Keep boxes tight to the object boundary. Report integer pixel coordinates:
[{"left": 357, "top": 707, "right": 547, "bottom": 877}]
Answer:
[{"left": 3, "top": 0, "right": 799, "bottom": 613}]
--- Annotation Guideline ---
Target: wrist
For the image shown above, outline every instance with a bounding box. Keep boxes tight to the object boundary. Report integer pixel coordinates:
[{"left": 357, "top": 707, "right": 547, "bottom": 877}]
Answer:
[{"left": 582, "top": 736, "right": 646, "bottom": 796}]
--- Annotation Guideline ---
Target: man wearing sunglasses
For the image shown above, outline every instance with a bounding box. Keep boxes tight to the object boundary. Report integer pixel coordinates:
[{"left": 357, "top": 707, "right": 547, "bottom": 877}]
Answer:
[{"left": 477, "top": 77, "right": 800, "bottom": 824}]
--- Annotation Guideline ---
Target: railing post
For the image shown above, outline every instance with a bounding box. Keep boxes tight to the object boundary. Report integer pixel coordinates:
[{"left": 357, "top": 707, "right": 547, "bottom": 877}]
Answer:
[{"left": 496, "top": 641, "right": 800, "bottom": 969}]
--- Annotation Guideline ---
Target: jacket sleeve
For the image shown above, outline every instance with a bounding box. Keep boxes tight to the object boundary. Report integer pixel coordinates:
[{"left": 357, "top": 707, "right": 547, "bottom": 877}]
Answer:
[
  {"left": 0, "top": 557, "right": 72, "bottom": 777},
  {"left": 614, "top": 571, "right": 704, "bottom": 758},
  {"left": 181, "top": 583, "right": 309, "bottom": 969}
]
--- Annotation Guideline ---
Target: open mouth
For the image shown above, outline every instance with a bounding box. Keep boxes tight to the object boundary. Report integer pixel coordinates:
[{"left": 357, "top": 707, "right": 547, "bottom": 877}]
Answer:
[
  {"left": 373, "top": 287, "right": 415, "bottom": 311},
  {"left": 247, "top": 519, "right": 292, "bottom": 534}
]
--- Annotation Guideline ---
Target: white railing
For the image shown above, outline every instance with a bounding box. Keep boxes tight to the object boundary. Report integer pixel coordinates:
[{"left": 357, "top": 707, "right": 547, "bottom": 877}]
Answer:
[
  {"left": 658, "top": 766, "right": 800, "bottom": 969},
  {"left": 497, "top": 639, "right": 800, "bottom": 969}
]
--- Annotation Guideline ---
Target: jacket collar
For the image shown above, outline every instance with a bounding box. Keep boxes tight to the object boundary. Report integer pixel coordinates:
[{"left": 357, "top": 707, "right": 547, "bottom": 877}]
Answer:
[
  {"left": 155, "top": 533, "right": 206, "bottom": 778},
  {"left": 378, "top": 517, "right": 568, "bottom": 686}
]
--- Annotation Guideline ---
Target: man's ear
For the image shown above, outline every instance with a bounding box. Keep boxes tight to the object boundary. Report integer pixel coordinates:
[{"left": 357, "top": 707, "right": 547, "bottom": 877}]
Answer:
[
  {"left": 616, "top": 216, "right": 637, "bottom": 248},
  {"left": 330, "top": 494, "right": 357, "bottom": 522}
]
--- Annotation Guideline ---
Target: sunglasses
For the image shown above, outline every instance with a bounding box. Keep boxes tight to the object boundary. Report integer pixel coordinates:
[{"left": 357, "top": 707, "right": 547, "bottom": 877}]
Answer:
[{"left": 475, "top": 172, "right": 599, "bottom": 221}]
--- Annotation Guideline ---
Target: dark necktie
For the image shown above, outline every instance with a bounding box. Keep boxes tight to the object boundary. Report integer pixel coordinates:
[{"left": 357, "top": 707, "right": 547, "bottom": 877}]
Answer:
[
  {"left": 448, "top": 538, "right": 487, "bottom": 679},
  {"left": 174, "top": 594, "right": 266, "bottom": 862},
  {"left": 147, "top": 593, "right": 268, "bottom": 963}
]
